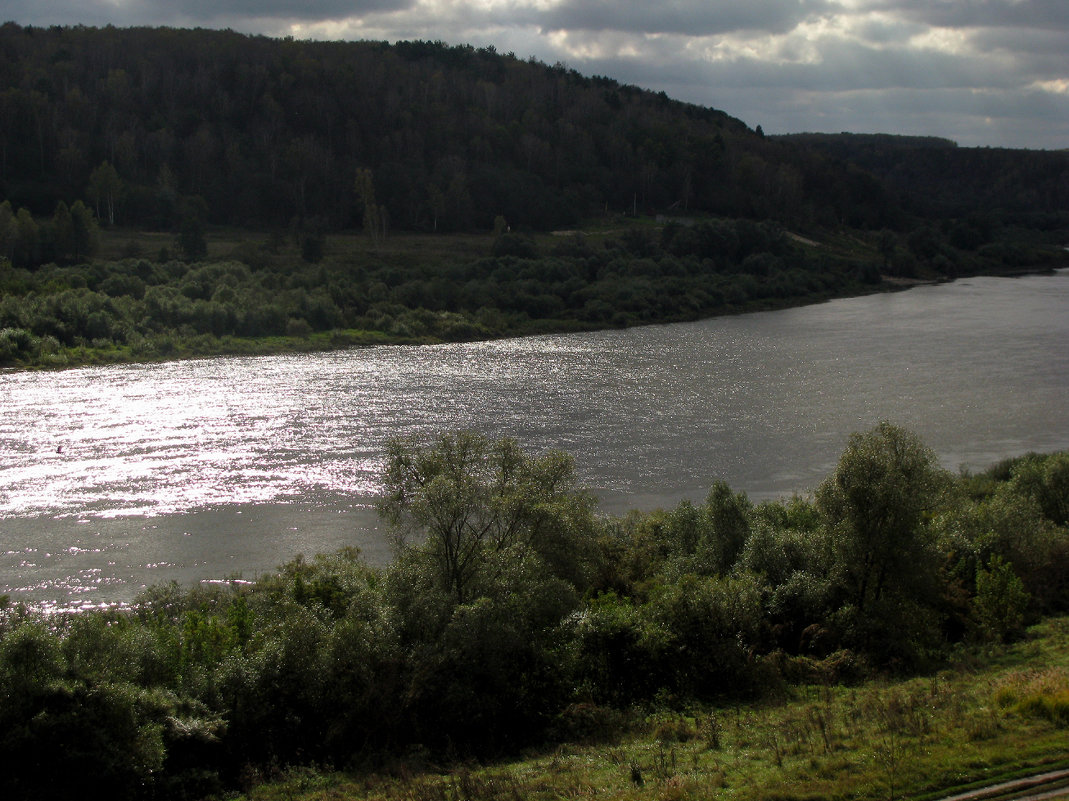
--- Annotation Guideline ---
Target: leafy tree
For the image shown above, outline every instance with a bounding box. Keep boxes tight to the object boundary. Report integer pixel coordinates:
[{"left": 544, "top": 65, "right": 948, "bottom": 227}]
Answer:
[
  {"left": 936, "top": 475, "right": 1069, "bottom": 615},
  {"left": 355, "top": 167, "right": 385, "bottom": 246},
  {"left": 52, "top": 201, "right": 74, "bottom": 262},
  {"left": 564, "top": 590, "right": 666, "bottom": 704},
  {"left": 644, "top": 571, "right": 767, "bottom": 698},
  {"left": 817, "top": 422, "right": 950, "bottom": 614},
  {"left": 973, "top": 555, "right": 1029, "bottom": 642},
  {"left": 298, "top": 217, "right": 326, "bottom": 263},
  {"left": 12, "top": 207, "right": 39, "bottom": 268},
  {"left": 876, "top": 229, "right": 897, "bottom": 269},
  {"left": 0, "top": 327, "right": 36, "bottom": 365},
  {"left": 176, "top": 200, "right": 208, "bottom": 262},
  {"left": 0, "top": 201, "right": 16, "bottom": 261},
  {"left": 379, "top": 431, "right": 597, "bottom": 603},
  {"left": 69, "top": 200, "right": 98, "bottom": 260},
  {"left": 906, "top": 226, "right": 943, "bottom": 261},
  {"left": 87, "top": 160, "right": 124, "bottom": 225},
  {"left": 703, "top": 480, "right": 752, "bottom": 573},
  {"left": 389, "top": 547, "right": 577, "bottom": 750},
  {"left": 0, "top": 617, "right": 220, "bottom": 801},
  {"left": 1009, "top": 452, "right": 1069, "bottom": 527}
]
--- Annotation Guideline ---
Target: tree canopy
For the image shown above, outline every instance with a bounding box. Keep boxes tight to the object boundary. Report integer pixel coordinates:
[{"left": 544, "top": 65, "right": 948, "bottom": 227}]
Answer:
[
  {"left": 0, "top": 22, "right": 1022, "bottom": 235},
  {"left": 379, "top": 431, "right": 598, "bottom": 603}
]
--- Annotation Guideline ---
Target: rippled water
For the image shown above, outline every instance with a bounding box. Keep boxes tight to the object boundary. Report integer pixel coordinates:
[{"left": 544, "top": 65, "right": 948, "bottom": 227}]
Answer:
[{"left": 3, "top": 272, "right": 1069, "bottom": 608}]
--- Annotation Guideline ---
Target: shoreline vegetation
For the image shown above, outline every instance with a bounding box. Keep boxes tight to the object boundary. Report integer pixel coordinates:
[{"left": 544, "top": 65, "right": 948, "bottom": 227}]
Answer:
[
  {"left": 2, "top": 221, "right": 1067, "bottom": 372},
  {"left": 2, "top": 425, "right": 1067, "bottom": 800}
]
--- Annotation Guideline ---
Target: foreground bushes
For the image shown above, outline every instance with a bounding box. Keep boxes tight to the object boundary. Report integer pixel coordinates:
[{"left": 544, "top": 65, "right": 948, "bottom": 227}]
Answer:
[{"left": 1, "top": 425, "right": 1067, "bottom": 799}]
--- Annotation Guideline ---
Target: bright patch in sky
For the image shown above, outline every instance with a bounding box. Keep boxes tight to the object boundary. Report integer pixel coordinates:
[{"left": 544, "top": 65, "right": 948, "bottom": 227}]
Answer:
[
  {"left": 1031, "top": 78, "right": 1069, "bottom": 95},
  {"left": 908, "top": 25, "right": 973, "bottom": 55}
]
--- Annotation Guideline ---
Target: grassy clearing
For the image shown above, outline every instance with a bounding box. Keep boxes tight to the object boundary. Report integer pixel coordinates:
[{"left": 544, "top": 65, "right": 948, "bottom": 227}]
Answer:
[{"left": 237, "top": 617, "right": 1069, "bottom": 801}]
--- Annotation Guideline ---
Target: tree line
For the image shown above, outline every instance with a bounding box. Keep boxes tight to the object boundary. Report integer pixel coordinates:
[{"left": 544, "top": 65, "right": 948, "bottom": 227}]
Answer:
[
  {"left": 6, "top": 203, "right": 1067, "bottom": 369},
  {"left": 1, "top": 424, "right": 1067, "bottom": 799},
  {"left": 4, "top": 24, "right": 1065, "bottom": 245},
  {"left": 0, "top": 217, "right": 891, "bottom": 367},
  {"left": 0, "top": 22, "right": 966, "bottom": 236},
  {"left": 776, "top": 133, "right": 1069, "bottom": 227}
]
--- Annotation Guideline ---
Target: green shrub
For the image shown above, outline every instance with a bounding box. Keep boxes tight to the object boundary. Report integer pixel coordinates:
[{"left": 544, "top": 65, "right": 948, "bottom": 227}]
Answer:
[
  {"left": 1016, "top": 691, "right": 1069, "bottom": 727},
  {"left": 973, "top": 555, "right": 1030, "bottom": 642}
]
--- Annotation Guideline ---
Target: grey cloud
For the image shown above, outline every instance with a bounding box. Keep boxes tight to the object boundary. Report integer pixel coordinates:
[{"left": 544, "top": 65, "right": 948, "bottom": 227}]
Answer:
[
  {"left": 870, "top": 0, "right": 1069, "bottom": 32},
  {"left": 798, "top": 42, "right": 1024, "bottom": 92},
  {"left": 848, "top": 15, "right": 923, "bottom": 46},
  {"left": 578, "top": 37, "right": 1025, "bottom": 95},
  {"left": 565, "top": 28, "right": 1067, "bottom": 147},
  {"left": 151, "top": 0, "right": 413, "bottom": 22},
  {"left": 3, "top": 0, "right": 412, "bottom": 28},
  {"left": 2, "top": 1, "right": 118, "bottom": 27},
  {"left": 801, "top": 86, "right": 1069, "bottom": 148},
  {"left": 533, "top": 0, "right": 837, "bottom": 37},
  {"left": 969, "top": 25, "right": 1069, "bottom": 63}
]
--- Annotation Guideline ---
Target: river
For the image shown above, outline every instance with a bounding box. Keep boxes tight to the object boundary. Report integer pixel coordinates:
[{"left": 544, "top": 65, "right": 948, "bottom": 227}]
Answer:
[{"left": 3, "top": 271, "right": 1068, "bottom": 609}]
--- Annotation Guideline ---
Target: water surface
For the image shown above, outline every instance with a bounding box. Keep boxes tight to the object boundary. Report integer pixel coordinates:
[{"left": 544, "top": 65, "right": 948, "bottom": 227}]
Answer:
[{"left": 3, "top": 272, "right": 1068, "bottom": 608}]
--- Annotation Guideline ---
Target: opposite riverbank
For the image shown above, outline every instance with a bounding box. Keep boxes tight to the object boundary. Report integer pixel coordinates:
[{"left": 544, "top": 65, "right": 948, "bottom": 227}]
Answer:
[{"left": 3, "top": 221, "right": 1066, "bottom": 372}]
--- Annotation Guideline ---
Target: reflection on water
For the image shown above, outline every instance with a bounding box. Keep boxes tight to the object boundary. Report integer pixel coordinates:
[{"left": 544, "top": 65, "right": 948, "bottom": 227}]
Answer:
[{"left": 2, "top": 272, "right": 1068, "bottom": 607}]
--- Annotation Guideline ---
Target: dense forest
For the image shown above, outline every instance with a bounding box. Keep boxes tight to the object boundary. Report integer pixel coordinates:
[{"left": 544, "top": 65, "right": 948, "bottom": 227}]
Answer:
[
  {"left": 775, "top": 133, "right": 1069, "bottom": 224},
  {"left": 1, "top": 23, "right": 1068, "bottom": 368},
  {"left": 1, "top": 425, "right": 1067, "bottom": 799},
  {"left": 0, "top": 23, "right": 901, "bottom": 233},
  {"left": 1, "top": 22, "right": 1066, "bottom": 240}
]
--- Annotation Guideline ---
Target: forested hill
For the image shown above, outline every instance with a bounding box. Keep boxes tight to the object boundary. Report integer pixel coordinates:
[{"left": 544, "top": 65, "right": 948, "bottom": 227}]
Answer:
[
  {"left": 0, "top": 22, "right": 902, "bottom": 233},
  {"left": 776, "top": 133, "right": 1069, "bottom": 225}
]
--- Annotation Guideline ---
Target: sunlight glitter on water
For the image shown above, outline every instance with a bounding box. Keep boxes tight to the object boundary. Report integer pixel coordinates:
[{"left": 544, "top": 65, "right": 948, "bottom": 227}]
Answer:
[{"left": 2, "top": 273, "right": 1069, "bottom": 607}]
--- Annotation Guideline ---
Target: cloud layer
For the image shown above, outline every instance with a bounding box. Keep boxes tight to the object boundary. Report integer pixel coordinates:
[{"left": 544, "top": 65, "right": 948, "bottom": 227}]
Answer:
[{"left": 5, "top": 0, "right": 1067, "bottom": 148}]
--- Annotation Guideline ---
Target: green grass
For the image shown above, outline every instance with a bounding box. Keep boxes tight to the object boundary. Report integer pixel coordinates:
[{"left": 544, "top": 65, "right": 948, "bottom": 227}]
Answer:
[{"left": 234, "top": 617, "right": 1069, "bottom": 801}]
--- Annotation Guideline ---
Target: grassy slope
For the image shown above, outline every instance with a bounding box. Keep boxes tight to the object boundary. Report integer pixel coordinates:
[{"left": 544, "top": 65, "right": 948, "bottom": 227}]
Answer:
[{"left": 236, "top": 616, "right": 1069, "bottom": 801}]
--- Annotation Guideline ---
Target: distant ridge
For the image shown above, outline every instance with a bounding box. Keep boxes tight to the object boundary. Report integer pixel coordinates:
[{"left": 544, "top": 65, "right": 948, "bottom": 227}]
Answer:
[
  {"left": 775, "top": 132, "right": 1069, "bottom": 221},
  {"left": 0, "top": 22, "right": 1065, "bottom": 234},
  {"left": 0, "top": 23, "right": 891, "bottom": 231},
  {"left": 779, "top": 132, "right": 959, "bottom": 149}
]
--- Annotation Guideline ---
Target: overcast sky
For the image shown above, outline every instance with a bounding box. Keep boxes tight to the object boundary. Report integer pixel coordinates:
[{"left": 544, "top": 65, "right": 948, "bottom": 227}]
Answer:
[{"left": 7, "top": 1, "right": 1068, "bottom": 149}]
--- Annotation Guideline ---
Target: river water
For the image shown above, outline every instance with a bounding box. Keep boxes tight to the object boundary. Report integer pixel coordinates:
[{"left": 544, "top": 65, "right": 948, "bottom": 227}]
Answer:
[{"left": 3, "top": 272, "right": 1068, "bottom": 609}]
